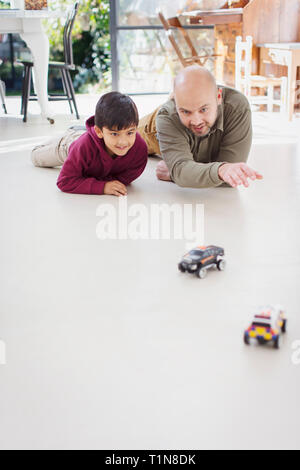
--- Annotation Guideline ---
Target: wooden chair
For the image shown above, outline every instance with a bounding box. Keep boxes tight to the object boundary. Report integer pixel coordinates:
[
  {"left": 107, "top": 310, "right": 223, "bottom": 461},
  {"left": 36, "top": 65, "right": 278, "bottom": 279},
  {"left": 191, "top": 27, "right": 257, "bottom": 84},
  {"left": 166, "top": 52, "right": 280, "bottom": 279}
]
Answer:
[
  {"left": 0, "top": 79, "right": 7, "bottom": 114},
  {"left": 19, "top": 2, "right": 80, "bottom": 122},
  {"left": 235, "top": 36, "right": 287, "bottom": 113},
  {"left": 158, "top": 10, "right": 219, "bottom": 68}
]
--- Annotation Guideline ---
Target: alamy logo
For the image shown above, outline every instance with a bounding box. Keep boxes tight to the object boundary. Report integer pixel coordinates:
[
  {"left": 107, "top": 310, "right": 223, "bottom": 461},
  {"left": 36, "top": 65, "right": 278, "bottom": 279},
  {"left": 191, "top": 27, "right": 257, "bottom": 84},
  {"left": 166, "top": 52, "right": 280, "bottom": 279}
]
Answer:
[
  {"left": 0, "top": 340, "right": 6, "bottom": 365},
  {"left": 96, "top": 197, "right": 205, "bottom": 249}
]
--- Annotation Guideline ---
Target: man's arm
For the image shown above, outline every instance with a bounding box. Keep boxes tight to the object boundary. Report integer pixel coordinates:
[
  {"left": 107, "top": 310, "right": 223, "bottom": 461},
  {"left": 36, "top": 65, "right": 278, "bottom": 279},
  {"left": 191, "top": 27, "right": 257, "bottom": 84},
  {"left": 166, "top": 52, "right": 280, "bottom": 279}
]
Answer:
[
  {"left": 157, "top": 102, "right": 261, "bottom": 189},
  {"left": 216, "top": 104, "right": 262, "bottom": 187},
  {"left": 216, "top": 105, "right": 252, "bottom": 164}
]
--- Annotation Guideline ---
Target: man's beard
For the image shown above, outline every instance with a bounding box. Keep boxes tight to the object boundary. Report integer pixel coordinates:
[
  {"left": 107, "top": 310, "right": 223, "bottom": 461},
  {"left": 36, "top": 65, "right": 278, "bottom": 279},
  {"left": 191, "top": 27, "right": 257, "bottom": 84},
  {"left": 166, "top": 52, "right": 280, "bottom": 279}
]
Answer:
[
  {"left": 189, "top": 106, "right": 220, "bottom": 137},
  {"left": 189, "top": 123, "right": 211, "bottom": 137},
  {"left": 191, "top": 124, "right": 211, "bottom": 137}
]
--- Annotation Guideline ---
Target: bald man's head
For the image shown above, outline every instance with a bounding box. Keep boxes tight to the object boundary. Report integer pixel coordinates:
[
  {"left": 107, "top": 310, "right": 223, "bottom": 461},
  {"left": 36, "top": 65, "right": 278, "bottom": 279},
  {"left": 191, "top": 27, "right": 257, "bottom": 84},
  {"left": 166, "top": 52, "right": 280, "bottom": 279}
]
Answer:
[
  {"left": 174, "top": 65, "right": 222, "bottom": 137},
  {"left": 174, "top": 65, "right": 217, "bottom": 94}
]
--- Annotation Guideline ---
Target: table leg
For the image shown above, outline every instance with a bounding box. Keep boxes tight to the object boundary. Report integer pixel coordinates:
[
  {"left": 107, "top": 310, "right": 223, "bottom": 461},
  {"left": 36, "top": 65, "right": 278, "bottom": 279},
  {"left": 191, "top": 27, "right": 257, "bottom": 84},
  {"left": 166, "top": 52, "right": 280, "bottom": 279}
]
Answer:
[{"left": 20, "top": 25, "right": 54, "bottom": 121}]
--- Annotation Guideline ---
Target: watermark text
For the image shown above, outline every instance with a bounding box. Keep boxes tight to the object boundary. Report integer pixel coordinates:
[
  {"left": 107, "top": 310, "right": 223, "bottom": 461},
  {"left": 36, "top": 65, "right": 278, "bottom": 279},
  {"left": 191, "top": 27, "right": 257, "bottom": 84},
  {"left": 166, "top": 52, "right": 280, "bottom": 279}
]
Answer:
[{"left": 96, "top": 197, "right": 205, "bottom": 249}]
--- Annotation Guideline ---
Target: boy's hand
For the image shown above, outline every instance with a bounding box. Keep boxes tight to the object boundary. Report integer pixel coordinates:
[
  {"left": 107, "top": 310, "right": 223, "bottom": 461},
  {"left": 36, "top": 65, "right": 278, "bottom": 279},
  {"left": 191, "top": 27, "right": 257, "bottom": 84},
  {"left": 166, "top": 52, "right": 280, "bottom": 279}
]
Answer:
[
  {"left": 104, "top": 180, "right": 127, "bottom": 196},
  {"left": 218, "top": 162, "right": 263, "bottom": 188}
]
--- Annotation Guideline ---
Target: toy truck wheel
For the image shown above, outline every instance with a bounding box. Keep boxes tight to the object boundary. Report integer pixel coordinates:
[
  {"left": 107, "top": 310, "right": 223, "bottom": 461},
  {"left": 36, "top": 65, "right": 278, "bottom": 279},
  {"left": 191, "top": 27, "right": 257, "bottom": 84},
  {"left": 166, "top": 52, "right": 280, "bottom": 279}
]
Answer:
[
  {"left": 178, "top": 263, "right": 186, "bottom": 273},
  {"left": 274, "top": 336, "right": 281, "bottom": 349},
  {"left": 281, "top": 319, "right": 287, "bottom": 333},
  {"left": 244, "top": 333, "right": 250, "bottom": 345},
  {"left": 217, "top": 259, "right": 226, "bottom": 271},
  {"left": 197, "top": 267, "right": 207, "bottom": 279}
]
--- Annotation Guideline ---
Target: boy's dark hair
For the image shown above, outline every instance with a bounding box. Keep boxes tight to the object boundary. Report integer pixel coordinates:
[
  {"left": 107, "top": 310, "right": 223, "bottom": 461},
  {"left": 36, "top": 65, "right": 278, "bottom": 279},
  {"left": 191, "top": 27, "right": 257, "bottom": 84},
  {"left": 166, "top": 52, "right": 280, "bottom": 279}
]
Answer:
[{"left": 95, "top": 92, "right": 139, "bottom": 130}]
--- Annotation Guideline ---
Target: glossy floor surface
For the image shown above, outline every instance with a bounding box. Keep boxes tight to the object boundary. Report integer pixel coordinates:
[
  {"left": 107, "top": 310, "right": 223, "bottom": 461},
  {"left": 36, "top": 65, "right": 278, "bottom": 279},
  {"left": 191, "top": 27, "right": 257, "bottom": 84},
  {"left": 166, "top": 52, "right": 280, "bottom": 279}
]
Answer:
[{"left": 0, "top": 96, "right": 300, "bottom": 450}]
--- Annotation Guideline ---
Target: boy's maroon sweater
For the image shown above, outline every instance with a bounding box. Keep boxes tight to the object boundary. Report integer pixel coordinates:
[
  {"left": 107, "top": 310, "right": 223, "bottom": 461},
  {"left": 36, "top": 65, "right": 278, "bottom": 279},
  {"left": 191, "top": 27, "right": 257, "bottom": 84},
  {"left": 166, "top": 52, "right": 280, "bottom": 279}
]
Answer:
[{"left": 57, "top": 116, "right": 148, "bottom": 195}]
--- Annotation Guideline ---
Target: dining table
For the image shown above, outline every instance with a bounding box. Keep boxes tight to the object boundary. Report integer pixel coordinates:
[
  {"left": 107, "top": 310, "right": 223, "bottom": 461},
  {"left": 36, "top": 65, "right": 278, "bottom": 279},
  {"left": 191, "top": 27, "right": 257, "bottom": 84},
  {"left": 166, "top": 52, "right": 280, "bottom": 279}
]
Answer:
[
  {"left": 0, "top": 8, "right": 63, "bottom": 122},
  {"left": 179, "top": 8, "right": 244, "bottom": 25}
]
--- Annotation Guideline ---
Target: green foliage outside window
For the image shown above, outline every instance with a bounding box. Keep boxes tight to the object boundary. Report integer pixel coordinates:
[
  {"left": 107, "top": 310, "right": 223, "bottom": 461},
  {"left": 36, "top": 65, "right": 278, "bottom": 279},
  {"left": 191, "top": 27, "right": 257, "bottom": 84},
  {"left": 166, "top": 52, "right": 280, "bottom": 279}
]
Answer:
[
  {"left": 0, "top": 0, "right": 11, "bottom": 8},
  {"left": 46, "top": 0, "right": 111, "bottom": 92},
  {"left": 0, "top": 0, "right": 111, "bottom": 92},
  {"left": 0, "top": 0, "right": 111, "bottom": 93}
]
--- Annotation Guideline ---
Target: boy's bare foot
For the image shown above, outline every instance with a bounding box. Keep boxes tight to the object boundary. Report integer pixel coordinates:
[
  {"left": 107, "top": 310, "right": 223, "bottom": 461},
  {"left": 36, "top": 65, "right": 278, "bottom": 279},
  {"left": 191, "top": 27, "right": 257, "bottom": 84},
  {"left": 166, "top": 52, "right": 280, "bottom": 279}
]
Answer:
[{"left": 156, "top": 160, "right": 172, "bottom": 181}]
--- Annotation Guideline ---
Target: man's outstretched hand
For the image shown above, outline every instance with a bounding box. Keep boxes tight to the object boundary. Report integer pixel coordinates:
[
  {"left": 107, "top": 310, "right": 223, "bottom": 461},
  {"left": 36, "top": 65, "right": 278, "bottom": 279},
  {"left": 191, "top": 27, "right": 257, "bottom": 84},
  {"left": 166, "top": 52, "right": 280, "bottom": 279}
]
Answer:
[{"left": 218, "top": 162, "right": 263, "bottom": 188}]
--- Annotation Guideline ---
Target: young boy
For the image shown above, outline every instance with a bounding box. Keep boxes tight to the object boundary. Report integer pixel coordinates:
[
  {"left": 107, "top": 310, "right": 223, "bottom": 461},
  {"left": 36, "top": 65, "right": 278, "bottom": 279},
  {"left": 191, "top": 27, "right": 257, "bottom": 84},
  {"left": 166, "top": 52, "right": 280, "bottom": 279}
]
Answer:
[{"left": 31, "top": 92, "right": 148, "bottom": 196}]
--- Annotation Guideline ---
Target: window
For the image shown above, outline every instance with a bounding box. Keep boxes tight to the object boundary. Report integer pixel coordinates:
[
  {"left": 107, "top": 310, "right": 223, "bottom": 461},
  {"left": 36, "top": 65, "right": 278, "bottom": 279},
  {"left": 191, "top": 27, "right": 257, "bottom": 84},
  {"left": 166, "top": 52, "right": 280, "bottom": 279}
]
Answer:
[{"left": 110, "top": 0, "right": 214, "bottom": 94}]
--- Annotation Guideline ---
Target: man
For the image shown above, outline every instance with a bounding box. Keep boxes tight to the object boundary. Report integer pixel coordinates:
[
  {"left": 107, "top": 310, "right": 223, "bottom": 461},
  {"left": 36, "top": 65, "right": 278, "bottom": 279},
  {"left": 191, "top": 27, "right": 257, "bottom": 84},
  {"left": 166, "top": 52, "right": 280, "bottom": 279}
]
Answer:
[{"left": 138, "top": 65, "right": 263, "bottom": 188}]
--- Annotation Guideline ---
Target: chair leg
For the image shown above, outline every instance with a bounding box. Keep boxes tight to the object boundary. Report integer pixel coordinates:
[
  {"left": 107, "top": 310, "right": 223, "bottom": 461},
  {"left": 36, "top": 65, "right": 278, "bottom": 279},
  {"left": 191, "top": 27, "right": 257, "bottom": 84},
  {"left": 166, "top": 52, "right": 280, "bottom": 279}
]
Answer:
[
  {"left": 21, "top": 66, "right": 28, "bottom": 115},
  {"left": 21, "top": 69, "right": 25, "bottom": 115},
  {"left": 65, "top": 69, "right": 79, "bottom": 119},
  {"left": 22, "top": 67, "right": 27, "bottom": 122},
  {"left": 267, "top": 85, "right": 273, "bottom": 112},
  {"left": 0, "top": 80, "right": 7, "bottom": 114},
  {"left": 23, "top": 66, "right": 32, "bottom": 123},
  {"left": 61, "top": 68, "right": 73, "bottom": 114},
  {"left": 21, "top": 65, "right": 30, "bottom": 118},
  {"left": 280, "top": 77, "right": 288, "bottom": 115}
]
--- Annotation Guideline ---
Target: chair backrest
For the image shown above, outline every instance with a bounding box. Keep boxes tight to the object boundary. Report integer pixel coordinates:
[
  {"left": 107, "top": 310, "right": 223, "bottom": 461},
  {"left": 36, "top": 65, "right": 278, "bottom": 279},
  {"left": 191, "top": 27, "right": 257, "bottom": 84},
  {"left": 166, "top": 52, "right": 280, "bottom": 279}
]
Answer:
[
  {"left": 235, "top": 36, "right": 253, "bottom": 97},
  {"left": 63, "top": 2, "right": 79, "bottom": 66},
  {"left": 158, "top": 10, "right": 186, "bottom": 67},
  {"left": 158, "top": 10, "right": 207, "bottom": 67},
  {"left": 167, "top": 16, "right": 199, "bottom": 59}
]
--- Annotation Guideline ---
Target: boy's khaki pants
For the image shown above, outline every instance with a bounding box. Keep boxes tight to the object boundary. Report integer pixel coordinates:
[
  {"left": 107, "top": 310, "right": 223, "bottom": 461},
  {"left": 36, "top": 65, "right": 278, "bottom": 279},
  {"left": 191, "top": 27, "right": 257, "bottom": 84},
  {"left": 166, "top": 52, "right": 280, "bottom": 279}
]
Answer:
[
  {"left": 31, "top": 127, "right": 87, "bottom": 167},
  {"left": 137, "top": 107, "right": 161, "bottom": 156},
  {"left": 31, "top": 109, "right": 161, "bottom": 168}
]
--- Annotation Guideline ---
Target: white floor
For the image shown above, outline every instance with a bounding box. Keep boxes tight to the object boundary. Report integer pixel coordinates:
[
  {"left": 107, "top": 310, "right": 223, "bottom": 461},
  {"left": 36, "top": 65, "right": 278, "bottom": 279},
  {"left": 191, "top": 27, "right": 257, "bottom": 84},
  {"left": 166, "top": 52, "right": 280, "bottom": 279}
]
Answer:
[{"left": 0, "top": 95, "right": 300, "bottom": 450}]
